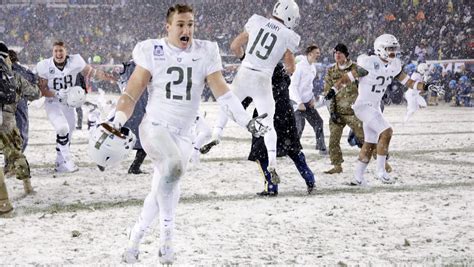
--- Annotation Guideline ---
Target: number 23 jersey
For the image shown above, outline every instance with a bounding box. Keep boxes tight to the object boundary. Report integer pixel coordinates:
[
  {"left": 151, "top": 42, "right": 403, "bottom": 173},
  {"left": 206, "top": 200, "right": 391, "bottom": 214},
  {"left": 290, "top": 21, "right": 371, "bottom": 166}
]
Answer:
[
  {"left": 355, "top": 54, "right": 402, "bottom": 105},
  {"left": 133, "top": 38, "right": 222, "bottom": 129}
]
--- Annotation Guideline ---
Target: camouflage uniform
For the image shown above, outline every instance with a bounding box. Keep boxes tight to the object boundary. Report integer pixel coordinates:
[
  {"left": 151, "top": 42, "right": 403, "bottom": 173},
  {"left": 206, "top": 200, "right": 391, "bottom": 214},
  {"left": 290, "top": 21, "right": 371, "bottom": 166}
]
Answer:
[
  {"left": 323, "top": 60, "right": 364, "bottom": 173},
  {"left": 0, "top": 56, "right": 40, "bottom": 215}
]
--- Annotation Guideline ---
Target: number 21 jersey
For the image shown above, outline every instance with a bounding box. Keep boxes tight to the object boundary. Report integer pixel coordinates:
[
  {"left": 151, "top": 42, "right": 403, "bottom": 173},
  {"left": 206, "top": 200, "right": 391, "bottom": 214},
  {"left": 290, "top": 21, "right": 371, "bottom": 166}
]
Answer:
[{"left": 133, "top": 38, "right": 222, "bottom": 129}]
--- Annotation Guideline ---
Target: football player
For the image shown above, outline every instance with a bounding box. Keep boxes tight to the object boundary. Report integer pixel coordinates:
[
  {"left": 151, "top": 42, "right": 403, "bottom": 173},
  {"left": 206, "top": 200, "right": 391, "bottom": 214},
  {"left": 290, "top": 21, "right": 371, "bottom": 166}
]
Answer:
[
  {"left": 325, "top": 34, "right": 442, "bottom": 186},
  {"left": 108, "top": 4, "right": 268, "bottom": 264},
  {"left": 36, "top": 41, "right": 116, "bottom": 173},
  {"left": 204, "top": 0, "right": 301, "bottom": 182}
]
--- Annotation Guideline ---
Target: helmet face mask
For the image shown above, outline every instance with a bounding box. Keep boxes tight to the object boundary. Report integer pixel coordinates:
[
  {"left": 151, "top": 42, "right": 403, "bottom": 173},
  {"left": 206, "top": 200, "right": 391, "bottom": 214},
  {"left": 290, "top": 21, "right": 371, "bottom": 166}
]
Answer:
[
  {"left": 272, "top": 0, "right": 300, "bottom": 29},
  {"left": 374, "top": 34, "right": 400, "bottom": 62}
]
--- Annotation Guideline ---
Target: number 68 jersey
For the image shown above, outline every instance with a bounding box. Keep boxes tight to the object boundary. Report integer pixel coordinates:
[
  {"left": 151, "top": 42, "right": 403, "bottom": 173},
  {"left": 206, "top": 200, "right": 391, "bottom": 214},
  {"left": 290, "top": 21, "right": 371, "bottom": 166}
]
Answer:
[
  {"left": 36, "top": 54, "right": 86, "bottom": 93},
  {"left": 355, "top": 54, "right": 402, "bottom": 105},
  {"left": 133, "top": 38, "right": 223, "bottom": 130}
]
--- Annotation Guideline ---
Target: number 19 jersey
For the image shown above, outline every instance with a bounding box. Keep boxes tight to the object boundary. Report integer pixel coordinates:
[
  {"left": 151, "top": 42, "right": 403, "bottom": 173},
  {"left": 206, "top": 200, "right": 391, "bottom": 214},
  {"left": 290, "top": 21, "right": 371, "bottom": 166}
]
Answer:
[
  {"left": 242, "top": 14, "right": 300, "bottom": 76},
  {"left": 133, "top": 38, "right": 223, "bottom": 130}
]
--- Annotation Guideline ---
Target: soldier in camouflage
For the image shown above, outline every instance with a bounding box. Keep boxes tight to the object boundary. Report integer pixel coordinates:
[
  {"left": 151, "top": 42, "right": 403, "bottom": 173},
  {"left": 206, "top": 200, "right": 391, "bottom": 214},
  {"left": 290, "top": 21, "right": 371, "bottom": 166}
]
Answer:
[
  {"left": 323, "top": 44, "right": 365, "bottom": 174},
  {"left": 0, "top": 41, "right": 40, "bottom": 217}
]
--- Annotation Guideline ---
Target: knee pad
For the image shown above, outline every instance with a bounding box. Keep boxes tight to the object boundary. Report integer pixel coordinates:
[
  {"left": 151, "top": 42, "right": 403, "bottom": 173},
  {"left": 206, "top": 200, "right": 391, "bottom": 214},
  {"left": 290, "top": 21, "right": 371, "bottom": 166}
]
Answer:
[
  {"left": 164, "top": 157, "right": 184, "bottom": 183},
  {"left": 56, "top": 134, "right": 69, "bottom": 146}
]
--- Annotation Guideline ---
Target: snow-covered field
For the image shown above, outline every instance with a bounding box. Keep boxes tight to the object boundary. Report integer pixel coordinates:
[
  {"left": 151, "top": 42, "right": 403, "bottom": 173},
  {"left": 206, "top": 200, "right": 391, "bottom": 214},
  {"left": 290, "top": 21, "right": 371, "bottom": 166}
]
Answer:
[{"left": 1, "top": 94, "right": 473, "bottom": 265}]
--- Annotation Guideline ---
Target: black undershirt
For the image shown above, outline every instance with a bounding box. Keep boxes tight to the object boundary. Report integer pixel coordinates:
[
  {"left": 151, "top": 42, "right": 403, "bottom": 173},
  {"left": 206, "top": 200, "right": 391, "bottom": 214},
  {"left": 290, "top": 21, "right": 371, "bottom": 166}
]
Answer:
[{"left": 53, "top": 55, "right": 69, "bottom": 71}]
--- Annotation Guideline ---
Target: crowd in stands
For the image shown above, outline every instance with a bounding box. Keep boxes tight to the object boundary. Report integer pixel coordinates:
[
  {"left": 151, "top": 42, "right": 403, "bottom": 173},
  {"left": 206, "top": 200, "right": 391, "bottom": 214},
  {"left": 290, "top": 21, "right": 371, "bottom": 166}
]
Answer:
[
  {"left": 1, "top": 0, "right": 472, "bottom": 64},
  {"left": 0, "top": 0, "right": 471, "bottom": 105}
]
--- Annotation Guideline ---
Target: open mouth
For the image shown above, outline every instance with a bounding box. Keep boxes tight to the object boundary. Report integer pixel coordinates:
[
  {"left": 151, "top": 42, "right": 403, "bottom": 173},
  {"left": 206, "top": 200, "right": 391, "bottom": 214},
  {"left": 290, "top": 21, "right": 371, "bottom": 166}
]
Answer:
[{"left": 180, "top": 36, "right": 190, "bottom": 46}]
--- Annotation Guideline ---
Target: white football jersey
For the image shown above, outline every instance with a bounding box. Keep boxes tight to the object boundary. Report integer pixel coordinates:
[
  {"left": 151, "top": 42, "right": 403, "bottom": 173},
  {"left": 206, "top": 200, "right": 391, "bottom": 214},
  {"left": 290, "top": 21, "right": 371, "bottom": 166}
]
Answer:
[
  {"left": 355, "top": 55, "right": 402, "bottom": 104},
  {"left": 242, "top": 14, "right": 300, "bottom": 76},
  {"left": 133, "top": 38, "right": 222, "bottom": 130},
  {"left": 36, "top": 54, "right": 86, "bottom": 92},
  {"left": 410, "top": 72, "right": 423, "bottom": 82}
]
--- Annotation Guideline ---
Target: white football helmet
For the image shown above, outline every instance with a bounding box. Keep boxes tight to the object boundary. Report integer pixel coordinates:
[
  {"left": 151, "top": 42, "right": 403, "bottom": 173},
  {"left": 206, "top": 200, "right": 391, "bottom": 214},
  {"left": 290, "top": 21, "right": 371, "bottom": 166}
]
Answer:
[
  {"left": 88, "top": 123, "right": 136, "bottom": 170},
  {"left": 66, "top": 86, "right": 86, "bottom": 108},
  {"left": 374, "top": 34, "right": 400, "bottom": 62},
  {"left": 272, "top": 0, "right": 300, "bottom": 29},
  {"left": 417, "top": 63, "right": 429, "bottom": 75}
]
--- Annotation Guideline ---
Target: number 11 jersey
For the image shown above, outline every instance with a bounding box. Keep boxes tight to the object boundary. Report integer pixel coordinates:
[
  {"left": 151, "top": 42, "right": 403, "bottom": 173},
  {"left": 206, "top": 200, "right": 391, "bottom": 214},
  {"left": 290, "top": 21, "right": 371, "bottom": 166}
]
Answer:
[
  {"left": 242, "top": 14, "right": 300, "bottom": 76},
  {"left": 133, "top": 38, "right": 223, "bottom": 130}
]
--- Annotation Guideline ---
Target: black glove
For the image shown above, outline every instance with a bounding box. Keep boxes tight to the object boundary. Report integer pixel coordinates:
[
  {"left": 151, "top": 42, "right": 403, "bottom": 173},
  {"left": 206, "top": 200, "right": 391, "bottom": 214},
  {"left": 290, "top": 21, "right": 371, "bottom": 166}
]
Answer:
[
  {"left": 199, "top": 139, "right": 220, "bottom": 154},
  {"left": 247, "top": 113, "right": 269, "bottom": 138},
  {"left": 325, "top": 87, "right": 337, "bottom": 100},
  {"left": 423, "top": 83, "right": 445, "bottom": 96},
  {"left": 330, "top": 112, "right": 343, "bottom": 124}
]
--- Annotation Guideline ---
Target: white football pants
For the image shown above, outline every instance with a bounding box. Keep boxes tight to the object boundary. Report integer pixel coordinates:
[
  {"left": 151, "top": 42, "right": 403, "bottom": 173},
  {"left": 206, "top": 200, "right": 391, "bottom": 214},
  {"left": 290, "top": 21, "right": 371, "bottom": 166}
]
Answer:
[
  {"left": 129, "top": 116, "right": 193, "bottom": 246},
  {"left": 44, "top": 98, "right": 75, "bottom": 163},
  {"left": 215, "top": 66, "right": 277, "bottom": 167}
]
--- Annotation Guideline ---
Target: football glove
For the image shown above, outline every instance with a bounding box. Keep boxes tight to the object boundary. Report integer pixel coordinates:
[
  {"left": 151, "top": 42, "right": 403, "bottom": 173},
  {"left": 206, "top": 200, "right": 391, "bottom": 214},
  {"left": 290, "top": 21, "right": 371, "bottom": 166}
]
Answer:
[
  {"left": 325, "top": 87, "right": 337, "bottom": 100},
  {"left": 199, "top": 139, "right": 220, "bottom": 154},
  {"left": 55, "top": 89, "right": 69, "bottom": 104},
  {"left": 247, "top": 113, "right": 269, "bottom": 138},
  {"left": 424, "top": 83, "right": 445, "bottom": 96}
]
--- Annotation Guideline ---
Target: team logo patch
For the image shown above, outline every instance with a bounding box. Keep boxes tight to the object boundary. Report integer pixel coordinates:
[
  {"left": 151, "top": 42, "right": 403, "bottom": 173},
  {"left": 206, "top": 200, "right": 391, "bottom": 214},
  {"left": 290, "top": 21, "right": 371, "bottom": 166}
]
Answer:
[
  {"left": 49, "top": 67, "right": 55, "bottom": 74},
  {"left": 374, "top": 62, "right": 380, "bottom": 70},
  {"left": 153, "top": 45, "right": 164, "bottom": 56}
]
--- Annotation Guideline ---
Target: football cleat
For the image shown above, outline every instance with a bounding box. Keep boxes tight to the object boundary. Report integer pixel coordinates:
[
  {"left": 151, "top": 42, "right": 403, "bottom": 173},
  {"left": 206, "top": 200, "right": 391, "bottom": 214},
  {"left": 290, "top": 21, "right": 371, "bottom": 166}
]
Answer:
[
  {"left": 306, "top": 181, "right": 315, "bottom": 195},
  {"left": 377, "top": 172, "right": 395, "bottom": 184},
  {"left": 122, "top": 247, "right": 139, "bottom": 264},
  {"left": 55, "top": 161, "right": 78, "bottom": 173},
  {"left": 349, "top": 177, "right": 367, "bottom": 187},
  {"left": 256, "top": 190, "right": 278, "bottom": 197},
  {"left": 158, "top": 241, "right": 175, "bottom": 265}
]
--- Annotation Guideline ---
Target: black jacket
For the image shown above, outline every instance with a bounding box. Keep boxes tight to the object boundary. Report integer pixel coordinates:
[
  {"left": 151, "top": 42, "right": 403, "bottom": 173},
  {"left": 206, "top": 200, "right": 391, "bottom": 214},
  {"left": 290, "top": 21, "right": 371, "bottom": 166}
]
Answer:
[{"left": 247, "top": 63, "right": 302, "bottom": 162}]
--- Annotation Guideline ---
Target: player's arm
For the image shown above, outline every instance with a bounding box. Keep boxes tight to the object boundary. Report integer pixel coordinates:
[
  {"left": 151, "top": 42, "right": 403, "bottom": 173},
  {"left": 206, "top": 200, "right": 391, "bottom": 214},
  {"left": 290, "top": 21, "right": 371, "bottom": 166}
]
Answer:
[
  {"left": 113, "top": 65, "right": 150, "bottom": 127},
  {"left": 395, "top": 71, "right": 438, "bottom": 93},
  {"left": 38, "top": 77, "right": 55, "bottom": 97},
  {"left": 230, "top": 31, "right": 249, "bottom": 60},
  {"left": 82, "top": 65, "right": 117, "bottom": 83},
  {"left": 207, "top": 71, "right": 268, "bottom": 136},
  {"left": 325, "top": 65, "right": 368, "bottom": 100},
  {"left": 283, "top": 50, "right": 296, "bottom": 74}
]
